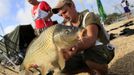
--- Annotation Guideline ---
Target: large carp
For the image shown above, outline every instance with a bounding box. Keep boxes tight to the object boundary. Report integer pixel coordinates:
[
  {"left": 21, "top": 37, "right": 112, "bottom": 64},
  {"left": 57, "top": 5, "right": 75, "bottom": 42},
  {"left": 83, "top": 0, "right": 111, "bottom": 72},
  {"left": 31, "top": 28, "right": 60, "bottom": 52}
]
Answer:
[{"left": 20, "top": 24, "right": 83, "bottom": 75}]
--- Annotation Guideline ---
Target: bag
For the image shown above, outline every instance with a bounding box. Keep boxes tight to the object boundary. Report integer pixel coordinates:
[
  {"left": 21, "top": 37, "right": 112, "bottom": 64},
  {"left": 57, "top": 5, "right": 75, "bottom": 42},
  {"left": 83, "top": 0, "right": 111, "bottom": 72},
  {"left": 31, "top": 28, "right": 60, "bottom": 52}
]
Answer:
[{"left": 91, "top": 44, "right": 115, "bottom": 64}]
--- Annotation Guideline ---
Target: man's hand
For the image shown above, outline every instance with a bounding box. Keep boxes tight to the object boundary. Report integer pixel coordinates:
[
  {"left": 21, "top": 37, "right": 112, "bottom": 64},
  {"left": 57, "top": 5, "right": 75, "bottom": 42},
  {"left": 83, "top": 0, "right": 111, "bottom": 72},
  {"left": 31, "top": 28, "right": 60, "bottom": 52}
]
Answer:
[
  {"left": 61, "top": 46, "right": 78, "bottom": 61},
  {"left": 61, "top": 29, "right": 87, "bottom": 60}
]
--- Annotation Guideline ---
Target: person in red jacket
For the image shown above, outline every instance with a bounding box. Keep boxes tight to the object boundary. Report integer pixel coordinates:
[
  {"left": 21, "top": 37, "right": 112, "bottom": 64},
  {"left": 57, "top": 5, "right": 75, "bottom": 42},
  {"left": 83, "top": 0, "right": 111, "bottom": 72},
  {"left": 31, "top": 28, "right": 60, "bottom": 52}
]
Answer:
[{"left": 28, "top": 0, "right": 53, "bottom": 36}]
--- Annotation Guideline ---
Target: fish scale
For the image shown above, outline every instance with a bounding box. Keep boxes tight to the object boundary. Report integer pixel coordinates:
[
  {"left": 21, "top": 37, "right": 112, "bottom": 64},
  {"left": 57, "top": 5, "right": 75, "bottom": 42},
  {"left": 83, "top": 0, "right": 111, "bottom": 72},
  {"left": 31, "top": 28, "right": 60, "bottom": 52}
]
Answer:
[{"left": 22, "top": 25, "right": 57, "bottom": 72}]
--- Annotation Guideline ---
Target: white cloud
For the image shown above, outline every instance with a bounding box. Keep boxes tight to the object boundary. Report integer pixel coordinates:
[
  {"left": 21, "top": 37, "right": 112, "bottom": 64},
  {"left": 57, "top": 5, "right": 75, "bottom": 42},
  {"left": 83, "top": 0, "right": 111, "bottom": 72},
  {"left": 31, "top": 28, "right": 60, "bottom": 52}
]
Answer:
[
  {"left": 86, "top": 0, "right": 96, "bottom": 4},
  {"left": 16, "top": 1, "right": 33, "bottom": 25},
  {"left": 0, "top": 0, "right": 12, "bottom": 35},
  {"left": 0, "top": 0, "right": 11, "bottom": 18},
  {"left": 2, "top": 0, "right": 33, "bottom": 35},
  {"left": 128, "top": 0, "right": 134, "bottom": 4},
  {"left": 4, "top": 25, "right": 16, "bottom": 34}
]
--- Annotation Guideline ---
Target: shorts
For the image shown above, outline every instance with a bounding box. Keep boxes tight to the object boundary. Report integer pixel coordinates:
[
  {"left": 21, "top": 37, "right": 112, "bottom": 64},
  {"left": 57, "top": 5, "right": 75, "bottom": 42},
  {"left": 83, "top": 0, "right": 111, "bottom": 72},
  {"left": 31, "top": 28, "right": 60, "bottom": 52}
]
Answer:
[
  {"left": 62, "top": 44, "right": 115, "bottom": 73},
  {"left": 124, "top": 6, "right": 130, "bottom": 13}
]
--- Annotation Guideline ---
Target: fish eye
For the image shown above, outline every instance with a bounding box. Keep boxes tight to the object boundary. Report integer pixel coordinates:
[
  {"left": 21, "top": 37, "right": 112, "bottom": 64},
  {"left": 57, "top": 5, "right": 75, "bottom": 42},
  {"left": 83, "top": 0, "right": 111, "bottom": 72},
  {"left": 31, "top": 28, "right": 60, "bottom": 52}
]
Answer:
[{"left": 65, "top": 29, "right": 71, "bottom": 34}]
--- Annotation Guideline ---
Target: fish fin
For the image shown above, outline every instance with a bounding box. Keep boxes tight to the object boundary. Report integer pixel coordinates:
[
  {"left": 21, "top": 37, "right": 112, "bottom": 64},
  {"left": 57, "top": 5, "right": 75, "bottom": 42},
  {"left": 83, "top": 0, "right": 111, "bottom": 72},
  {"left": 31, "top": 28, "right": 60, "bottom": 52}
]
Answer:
[{"left": 58, "top": 51, "right": 65, "bottom": 70}]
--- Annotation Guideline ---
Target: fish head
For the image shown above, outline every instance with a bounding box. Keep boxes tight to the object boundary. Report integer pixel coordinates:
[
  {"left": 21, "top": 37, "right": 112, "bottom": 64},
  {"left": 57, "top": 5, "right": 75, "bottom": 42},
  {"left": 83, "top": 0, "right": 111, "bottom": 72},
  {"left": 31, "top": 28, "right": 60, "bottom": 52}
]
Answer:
[{"left": 53, "top": 25, "right": 83, "bottom": 48}]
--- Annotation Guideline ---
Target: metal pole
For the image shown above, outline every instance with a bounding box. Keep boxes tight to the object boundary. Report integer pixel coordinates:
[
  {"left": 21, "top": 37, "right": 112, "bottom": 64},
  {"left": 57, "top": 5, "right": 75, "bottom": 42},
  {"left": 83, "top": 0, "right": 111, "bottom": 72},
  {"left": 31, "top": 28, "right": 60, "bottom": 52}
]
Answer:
[
  {"left": 0, "top": 22, "right": 5, "bottom": 35},
  {"left": 90, "top": 5, "right": 95, "bottom": 12}
]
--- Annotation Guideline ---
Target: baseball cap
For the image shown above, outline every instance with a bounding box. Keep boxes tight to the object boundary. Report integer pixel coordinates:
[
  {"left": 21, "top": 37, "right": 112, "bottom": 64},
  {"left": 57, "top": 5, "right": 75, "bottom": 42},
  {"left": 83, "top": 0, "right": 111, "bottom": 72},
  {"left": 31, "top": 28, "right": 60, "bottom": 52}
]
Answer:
[{"left": 52, "top": 0, "right": 73, "bottom": 14}]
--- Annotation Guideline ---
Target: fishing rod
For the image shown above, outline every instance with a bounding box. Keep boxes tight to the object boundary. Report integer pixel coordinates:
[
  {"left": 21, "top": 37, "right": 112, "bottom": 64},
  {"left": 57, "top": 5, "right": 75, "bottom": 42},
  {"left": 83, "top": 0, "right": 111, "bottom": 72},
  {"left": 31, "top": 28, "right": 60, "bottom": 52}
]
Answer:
[{"left": 0, "top": 22, "right": 5, "bottom": 36}]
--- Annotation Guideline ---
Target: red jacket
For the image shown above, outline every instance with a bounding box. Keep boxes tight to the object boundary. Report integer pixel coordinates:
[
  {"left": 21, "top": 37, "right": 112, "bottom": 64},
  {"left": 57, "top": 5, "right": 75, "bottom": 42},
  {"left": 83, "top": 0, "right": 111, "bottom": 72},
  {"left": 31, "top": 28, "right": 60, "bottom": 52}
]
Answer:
[{"left": 32, "top": 1, "right": 53, "bottom": 29}]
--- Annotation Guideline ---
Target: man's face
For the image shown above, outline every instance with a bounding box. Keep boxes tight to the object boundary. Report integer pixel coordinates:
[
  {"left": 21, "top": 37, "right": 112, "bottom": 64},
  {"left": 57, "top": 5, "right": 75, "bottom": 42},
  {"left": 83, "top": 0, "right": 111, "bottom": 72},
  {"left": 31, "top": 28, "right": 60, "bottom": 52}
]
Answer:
[
  {"left": 58, "top": 4, "right": 75, "bottom": 22},
  {"left": 28, "top": 0, "right": 36, "bottom": 5}
]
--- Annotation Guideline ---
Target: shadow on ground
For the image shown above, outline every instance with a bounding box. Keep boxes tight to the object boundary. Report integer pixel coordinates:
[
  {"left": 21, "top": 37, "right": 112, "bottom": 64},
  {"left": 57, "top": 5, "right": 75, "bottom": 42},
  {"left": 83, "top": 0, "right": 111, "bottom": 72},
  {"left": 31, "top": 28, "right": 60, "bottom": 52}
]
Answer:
[
  {"left": 108, "top": 51, "right": 134, "bottom": 75},
  {"left": 119, "top": 28, "right": 134, "bottom": 36},
  {"left": 110, "top": 28, "right": 134, "bottom": 40}
]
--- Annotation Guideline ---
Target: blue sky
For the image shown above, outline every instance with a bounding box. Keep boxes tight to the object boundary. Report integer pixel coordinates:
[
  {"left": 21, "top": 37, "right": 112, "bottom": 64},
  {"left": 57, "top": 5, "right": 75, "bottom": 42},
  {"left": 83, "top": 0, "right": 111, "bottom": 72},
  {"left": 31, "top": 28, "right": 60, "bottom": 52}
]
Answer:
[{"left": 0, "top": 0, "right": 134, "bottom": 35}]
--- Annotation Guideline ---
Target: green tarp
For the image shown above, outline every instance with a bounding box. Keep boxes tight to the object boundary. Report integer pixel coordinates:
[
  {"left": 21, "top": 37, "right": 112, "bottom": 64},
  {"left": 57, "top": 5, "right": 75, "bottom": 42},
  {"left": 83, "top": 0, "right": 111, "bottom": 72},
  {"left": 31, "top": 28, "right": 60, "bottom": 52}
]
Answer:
[{"left": 0, "top": 24, "right": 36, "bottom": 56}]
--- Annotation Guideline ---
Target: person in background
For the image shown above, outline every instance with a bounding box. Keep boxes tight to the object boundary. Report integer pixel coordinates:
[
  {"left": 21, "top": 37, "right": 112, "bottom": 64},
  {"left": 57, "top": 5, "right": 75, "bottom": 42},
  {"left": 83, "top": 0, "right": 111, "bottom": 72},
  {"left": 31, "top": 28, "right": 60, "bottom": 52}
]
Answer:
[
  {"left": 121, "top": 0, "right": 131, "bottom": 19},
  {"left": 52, "top": 0, "right": 115, "bottom": 75},
  {"left": 28, "top": 0, "right": 53, "bottom": 36}
]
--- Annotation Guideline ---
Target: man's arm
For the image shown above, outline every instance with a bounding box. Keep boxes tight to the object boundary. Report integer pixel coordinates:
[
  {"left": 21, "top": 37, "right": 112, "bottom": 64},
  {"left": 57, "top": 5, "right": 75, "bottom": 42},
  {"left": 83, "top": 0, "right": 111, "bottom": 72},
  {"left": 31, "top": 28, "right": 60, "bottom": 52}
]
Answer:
[
  {"left": 43, "top": 10, "right": 53, "bottom": 20},
  {"left": 35, "top": 1, "right": 53, "bottom": 20},
  {"left": 62, "top": 24, "right": 99, "bottom": 60},
  {"left": 41, "top": 1, "right": 53, "bottom": 20},
  {"left": 76, "top": 24, "right": 98, "bottom": 51}
]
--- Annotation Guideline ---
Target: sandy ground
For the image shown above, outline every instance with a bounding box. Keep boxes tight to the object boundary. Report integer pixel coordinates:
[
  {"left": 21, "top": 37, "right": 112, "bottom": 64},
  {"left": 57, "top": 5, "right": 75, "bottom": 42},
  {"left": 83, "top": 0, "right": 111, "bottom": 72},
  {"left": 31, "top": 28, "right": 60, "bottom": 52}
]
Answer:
[
  {"left": 0, "top": 18, "right": 134, "bottom": 75},
  {"left": 107, "top": 18, "right": 134, "bottom": 75}
]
